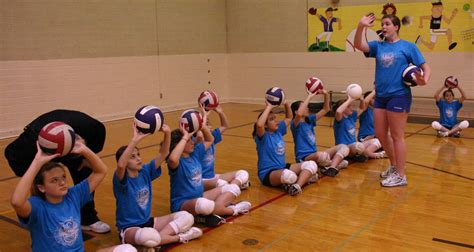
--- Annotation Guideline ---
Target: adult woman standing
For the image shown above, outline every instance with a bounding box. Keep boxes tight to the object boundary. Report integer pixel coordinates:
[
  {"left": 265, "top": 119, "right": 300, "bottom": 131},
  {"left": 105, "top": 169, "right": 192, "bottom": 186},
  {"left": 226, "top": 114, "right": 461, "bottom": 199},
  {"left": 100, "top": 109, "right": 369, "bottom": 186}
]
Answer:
[{"left": 354, "top": 14, "right": 431, "bottom": 187}]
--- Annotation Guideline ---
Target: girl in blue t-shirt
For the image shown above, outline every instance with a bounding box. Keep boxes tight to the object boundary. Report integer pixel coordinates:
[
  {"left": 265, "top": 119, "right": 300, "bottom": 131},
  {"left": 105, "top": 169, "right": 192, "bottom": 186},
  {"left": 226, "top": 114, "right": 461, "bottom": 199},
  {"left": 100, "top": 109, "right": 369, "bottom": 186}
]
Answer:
[
  {"left": 10, "top": 139, "right": 109, "bottom": 252},
  {"left": 358, "top": 90, "right": 388, "bottom": 159},
  {"left": 113, "top": 123, "right": 202, "bottom": 248},
  {"left": 354, "top": 13, "right": 432, "bottom": 187},
  {"left": 253, "top": 101, "right": 318, "bottom": 196},
  {"left": 432, "top": 84, "right": 469, "bottom": 137},
  {"left": 168, "top": 107, "right": 251, "bottom": 227},
  {"left": 194, "top": 105, "right": 250, "bottom": 191},
  {"left": 290, "top": 89, "right": 349, "bottom": 178}
]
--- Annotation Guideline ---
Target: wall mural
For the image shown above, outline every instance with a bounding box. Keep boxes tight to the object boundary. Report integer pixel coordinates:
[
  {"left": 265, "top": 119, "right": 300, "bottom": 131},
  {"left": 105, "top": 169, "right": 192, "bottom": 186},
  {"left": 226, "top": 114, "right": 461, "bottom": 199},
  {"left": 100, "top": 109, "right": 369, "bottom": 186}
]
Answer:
[{"left": 307, "top": 0, "right": 473, "bottom": 52}]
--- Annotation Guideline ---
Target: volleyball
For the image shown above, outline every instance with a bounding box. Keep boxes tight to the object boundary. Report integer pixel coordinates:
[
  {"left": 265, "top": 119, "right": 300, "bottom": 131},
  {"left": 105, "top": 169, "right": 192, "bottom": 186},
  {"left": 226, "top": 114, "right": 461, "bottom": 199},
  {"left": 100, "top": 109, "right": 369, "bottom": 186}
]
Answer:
[
  {"left": 180, "top": 109, "right": 203, "bottom": 133},
  {"left": 346, "top": 84, "right": 362, "bottom": 99},
  {"left": 402, "top": 65, "right": 424, "bottom": 87},
  {"left": 306, "top": 77, "right": 324, "bottom": 94},
  {"left": 265, "top": 87, "right": 285, "bottom": 106},
  {"left": 198, "top": 90, "right": 219, "bottom": 110},
  {"left": 444, "top": 76, "right": 458, "bottom": 88},
  {"left": 134, "top": 105, "right": 164, "bottom": 134},
  {"left": 38, "top": 121, "right": 76, "bottom": 157}
]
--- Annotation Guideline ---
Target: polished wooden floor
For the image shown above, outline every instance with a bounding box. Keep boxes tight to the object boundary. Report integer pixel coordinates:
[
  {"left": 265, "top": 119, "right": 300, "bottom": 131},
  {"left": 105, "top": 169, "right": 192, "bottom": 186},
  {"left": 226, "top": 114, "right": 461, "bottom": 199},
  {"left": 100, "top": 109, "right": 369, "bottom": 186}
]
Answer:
[{"left": 0, "top": 103, "right": 473, "bottom": 251}]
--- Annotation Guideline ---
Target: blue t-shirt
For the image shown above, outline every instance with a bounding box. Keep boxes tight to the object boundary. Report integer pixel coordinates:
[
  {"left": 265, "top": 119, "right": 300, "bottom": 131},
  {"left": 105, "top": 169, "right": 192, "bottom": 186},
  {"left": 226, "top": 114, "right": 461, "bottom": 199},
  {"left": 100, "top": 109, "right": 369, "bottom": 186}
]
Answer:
[
  {"left": 358, "top": 107, "right": 374, "bottom": 141},
  {"left": 254, "top": 121, "right": 287, "bottom": 182},
  {"left": 334, "top": 111, "right": 358, "bottom": 145},
  {"left": 201, "top": 128, "right": 223, "bottom": 179},
  {"left": 19, "top": 180, "right": 91, "bottom": 252},
  {"left": 368, "top": 40, "right": 425, "bottom": 97},
  {"left": 168, "top": 143, "right": 206, "bottom": 212},
  {"left": 290, "top": 114, "right": 317, "bottom": 162},
  {"left": 437, "top": 100, "right": 463, "bottom": 128},
  {"left": 113, "top": 160, "right": 161, "bottom": 230}
]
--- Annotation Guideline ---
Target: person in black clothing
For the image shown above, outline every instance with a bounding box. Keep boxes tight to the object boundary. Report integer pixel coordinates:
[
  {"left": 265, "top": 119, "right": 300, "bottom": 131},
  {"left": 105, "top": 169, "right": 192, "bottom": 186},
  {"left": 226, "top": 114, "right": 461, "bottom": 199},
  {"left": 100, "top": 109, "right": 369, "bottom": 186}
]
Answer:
[{"left": 4, "top": 109, "right": 111, "bottom": 233}]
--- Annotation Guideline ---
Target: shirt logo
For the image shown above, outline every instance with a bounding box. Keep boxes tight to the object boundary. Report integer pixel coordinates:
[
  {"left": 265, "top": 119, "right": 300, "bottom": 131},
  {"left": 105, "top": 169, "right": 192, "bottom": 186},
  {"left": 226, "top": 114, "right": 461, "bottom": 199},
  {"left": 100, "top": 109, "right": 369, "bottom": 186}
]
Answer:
[
  {"left": 191, "top": 168, "right": 202, "bottom": 187},
  {"left": 446, "top": 108, "right": 454, "bottom": 118},
  {"left": 55, "top": 217, "right": 79, "bottom": 247},
  {"left": 276, "top": 141, "right": 285, "bottom": 155},
  {"left": 137, "top": 188, "right": 150, "bottom": 209},
  {"left": 381, "top": 53, "right": 395, "bottom": 68}
]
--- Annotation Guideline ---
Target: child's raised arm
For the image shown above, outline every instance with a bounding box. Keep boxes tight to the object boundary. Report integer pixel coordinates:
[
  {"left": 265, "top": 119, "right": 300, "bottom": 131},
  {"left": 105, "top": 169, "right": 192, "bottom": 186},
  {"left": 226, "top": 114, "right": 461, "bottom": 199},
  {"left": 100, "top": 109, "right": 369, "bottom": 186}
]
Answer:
[
  {"left": 316, "top": 89, "right": 330, "bottom": 120},
  {"left": 283, "top": 101, "right": 292, "bottom": 127},
  {"left": 72, "top": 140, "right": 107, "bottom": 193},
  {"left": 154, "top": 124, "right": 171, "bottom": 166},
  {"left": 457, "top": 85, "right": 467, "bottom": 104},
  {"left": 294, "top": 91, "right": 317, "bottom": 127},
  {"left": 214, "top": 105, "right": 229, "bottom": 134},
  {"left": 116, "top": 125, "right": 149, "bottom": 181},
  {"left": 255, "top": 103, "right": 274, "bottom": 138},
  {"left": 434, "top": 84, "right": 445, "bottom": 102},
  {"left": 199, "top": 106, "right": 215, "bottom": 150},
  {"left": 10, "top": 143, "right": 60, "bottom": 218},
  {"left": 168, "top": 126, "right": 193, "bottom": 169},
  {"left": 336, "top": 97, "right": 354, "bottom": 121}
]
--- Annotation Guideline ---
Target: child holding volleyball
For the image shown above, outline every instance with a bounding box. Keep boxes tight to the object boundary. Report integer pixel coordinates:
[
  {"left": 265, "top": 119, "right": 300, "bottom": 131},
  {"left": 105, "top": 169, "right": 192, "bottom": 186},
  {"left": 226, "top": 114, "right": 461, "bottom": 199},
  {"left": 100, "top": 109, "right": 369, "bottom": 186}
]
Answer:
[
  {"left": 290, "top": 88, "right": 350, "bottom": 178},
  {"left": 168, "top": 106, "right": 251, "bottom": 227},
  {"left": 253, "top": 95, "right": 318, "bottom": 195},
  {"left": 10, "top": 138, "right": 107, "bottom": 251},
  {"left": 195, "top": 104, "right": 250, "bottom": 191},
  {"left": 113, "top": 122, "right": 203, "bottom": 248},
  {"left": 358, "top": 90, "right": 387, "bottom": 159},
  {"left": 432, "top": 81, "right": 468, "bottom": 137}
]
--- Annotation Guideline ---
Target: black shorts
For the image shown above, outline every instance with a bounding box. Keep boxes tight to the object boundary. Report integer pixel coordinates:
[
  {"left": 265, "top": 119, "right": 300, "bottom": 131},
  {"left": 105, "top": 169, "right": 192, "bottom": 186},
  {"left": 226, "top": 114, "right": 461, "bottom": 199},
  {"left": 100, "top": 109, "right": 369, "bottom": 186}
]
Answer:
[
  {"left": 262, "top": 163, "right": 291, "bottom": 187},
  {"left": 118, "top": 217, "right": 154, "bottom": 242}
]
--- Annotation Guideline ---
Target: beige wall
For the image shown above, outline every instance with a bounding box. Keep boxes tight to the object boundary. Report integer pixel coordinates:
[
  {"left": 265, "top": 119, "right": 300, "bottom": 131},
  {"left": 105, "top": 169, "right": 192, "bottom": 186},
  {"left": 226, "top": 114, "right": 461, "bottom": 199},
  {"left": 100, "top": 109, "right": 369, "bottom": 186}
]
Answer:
[{"left": 1, "top": 0, "right": 472, "bottom": 138}]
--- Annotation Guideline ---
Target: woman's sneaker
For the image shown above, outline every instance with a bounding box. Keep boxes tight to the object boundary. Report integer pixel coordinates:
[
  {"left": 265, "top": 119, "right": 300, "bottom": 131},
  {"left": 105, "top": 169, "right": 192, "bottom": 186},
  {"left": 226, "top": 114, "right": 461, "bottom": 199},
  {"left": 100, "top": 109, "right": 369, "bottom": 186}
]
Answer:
[
  {"left": 336, "top": 160, "right": 349, "bottom": 169},
  {"left": 81, "top": 220, "right": 111, "bottom": 233},
  {"left": 308, "top": 173, "right": 319, "bottom": 184},
  {"left": 229, "top": 201, "right": 251, "bottom": 215},
  {"left": 380, "top": 165, "right": 396, "bottom": 178},
  {"left": 287, "top": 184, "right": 302, "bottom": 196},
  {"left": 178, "top": 227, "right": 203, "bottom": 243},
  {"left": 194, "top": 214, "right": 226, "bottom": 227},
  {"left": 381, "top": 172, "right": 407, "bottom": 187}
]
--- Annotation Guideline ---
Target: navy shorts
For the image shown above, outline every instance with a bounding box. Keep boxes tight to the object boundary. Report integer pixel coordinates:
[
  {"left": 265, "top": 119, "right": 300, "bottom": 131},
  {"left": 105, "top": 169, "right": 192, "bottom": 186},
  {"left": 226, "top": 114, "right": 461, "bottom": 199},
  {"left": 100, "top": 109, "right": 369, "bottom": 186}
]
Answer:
[
  {"left": 374, "top": 93, "right": 412, "bottom": 113},
  {"left": 262, "top": 163, "right": 291, "bottom": 187}
]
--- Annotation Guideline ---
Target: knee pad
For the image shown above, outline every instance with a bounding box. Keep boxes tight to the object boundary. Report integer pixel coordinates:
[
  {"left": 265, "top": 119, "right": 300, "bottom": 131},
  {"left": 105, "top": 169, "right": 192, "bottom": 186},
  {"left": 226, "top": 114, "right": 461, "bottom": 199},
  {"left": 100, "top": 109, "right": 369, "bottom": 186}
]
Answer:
[
  {"left": 221, "top": 184, "right": 241, "bottom": 197},
  {"left": 216, "top": 179, "right": 229, "bottom": 187},
  {"left": 371, "top": 138, "right": 381, "bottom": 149},
  {"left": 301, "top": 160, "right": 318, "bottom": 175},
  {"left": 432, "top": 121, "right": 442, "bottom": 130},
  {"left": 353, "top": 142, "right": 365, "bottom": 155},
  {"left": 135, "top": 227, "right": 161, "bottom": 247},
  {"left": 280, "top": 169, "right": 297, "bottom": 184},
  {"left": 113, "top": 244, "right": 137, "bottom": 252},
  {"left": 234, "top": 170, "right": 249, "bottom": 185},
  {"left": 169, "top": 211, "right": 194, "bottom": 234},
  {"left": 459, "top": 120, "right": 469, "bottom": 129},
  {"left": 195, "top": 197, "right": 215, "bottom": 215},
  {"left": 316, "top": 152, "right": 331, "bottom": 167},
  {"left": 335, "top": 144, "right": 349, "bottom": 159}
]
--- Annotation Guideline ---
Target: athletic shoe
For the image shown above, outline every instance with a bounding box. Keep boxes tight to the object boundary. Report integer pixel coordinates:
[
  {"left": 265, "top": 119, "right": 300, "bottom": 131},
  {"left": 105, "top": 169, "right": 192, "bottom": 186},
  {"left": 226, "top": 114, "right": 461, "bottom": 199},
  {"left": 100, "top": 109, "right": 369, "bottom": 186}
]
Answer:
[
  {"left": 437, "top": 131, "right": 449, "bottom": 137},
  {"left": 287, "top": 184, "right": 302, "bottom": 196},
  {"left": 194, "top": 214, "right": 226, "bottom": 227},
  {"left": 381, "top": 172, "right": 407, "bottom": 187},
  {"left": 448, "top": 42, "right": 457, "bottom": 50},
  {"left": 336, "top": 160, "right": 349, "bottom": 169},
  {"left": 228, "top": 201, "right": 251, "bottom": 215},
  {"left": 374, "top": 151, "right": 387, "bottom": 159},
  {"left": 353, "top": 154, "right": 368, "bottom": 163},
  {"left": 179, "top": 227, "right": 203, "bottom": 243},
  {"left": 308, "top": 173, "right": 319, "bottom": 184},
  {"left": 452, "top": 132, "right": 461, "bottom": 138},
  {"left": 240, "top": 181, "right": 251, "bottom": 190},
  {"left": 321, "top": 167, "right": 338, "bottom": 177},
  {"left": 81, "top": 220, "right": 111, "bottom": 233},
  {"left": 380, "top": 165, "right": 396, "bottom": 178}
]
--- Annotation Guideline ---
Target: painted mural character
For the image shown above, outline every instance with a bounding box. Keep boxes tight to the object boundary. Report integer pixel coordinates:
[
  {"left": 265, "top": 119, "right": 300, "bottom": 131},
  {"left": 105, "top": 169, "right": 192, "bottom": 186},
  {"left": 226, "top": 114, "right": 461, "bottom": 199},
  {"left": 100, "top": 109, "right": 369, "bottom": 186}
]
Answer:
[
  {"left": 310, "top": 7, "right": 342, "bottom": 51},
  {"left": 416, "top": 1, "right": 458, "bottom": 50}
]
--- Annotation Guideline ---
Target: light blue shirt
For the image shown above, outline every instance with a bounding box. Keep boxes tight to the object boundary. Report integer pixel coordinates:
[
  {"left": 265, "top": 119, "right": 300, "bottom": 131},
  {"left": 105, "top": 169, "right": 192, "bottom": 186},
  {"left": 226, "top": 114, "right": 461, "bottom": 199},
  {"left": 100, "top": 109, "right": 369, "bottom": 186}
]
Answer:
[
  {"left": 254, "top": 121, "right": 287, "bottom": 182},
  {"left": 334, "top": 111, "right": 358, "bottom": 145},
  {"left": 358, "top": 107, "right": 374, "bottom": 141},
  {"left": 437, "top": 100, "right": 463, "bottom": 128},
  {"left": 368, "top": 40, "right": 425, "bottom": 97},
  {"left": 291, "top": 114, "right": 317, "bottom": 162},
  {"left": 113, "top": 160, "right": 161, "bottom": 230},
  {"left": 201, "top": 129, "right": 223, "bottom": 179}
]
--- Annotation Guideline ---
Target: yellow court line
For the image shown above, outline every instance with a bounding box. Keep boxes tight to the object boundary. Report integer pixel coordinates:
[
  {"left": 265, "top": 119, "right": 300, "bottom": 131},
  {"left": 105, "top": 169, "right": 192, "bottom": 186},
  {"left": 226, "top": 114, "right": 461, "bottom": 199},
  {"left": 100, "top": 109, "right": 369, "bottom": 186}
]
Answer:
[{"left": 0, "top": 209, "right": 14, "bottom": 216}]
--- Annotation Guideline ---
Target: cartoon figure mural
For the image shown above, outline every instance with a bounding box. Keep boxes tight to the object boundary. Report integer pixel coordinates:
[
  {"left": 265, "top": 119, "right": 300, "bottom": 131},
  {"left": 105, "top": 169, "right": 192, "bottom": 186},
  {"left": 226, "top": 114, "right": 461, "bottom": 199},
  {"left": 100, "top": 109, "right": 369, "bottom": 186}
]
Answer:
[
  {"left": 375, "top": 3, "right": 398, "bottom": 40},
  {"left": 308, "top": 7, "right": 342, "bottom": 51},
  {"left": 416, "top": 1, "right": 458, "bottom": 50}
]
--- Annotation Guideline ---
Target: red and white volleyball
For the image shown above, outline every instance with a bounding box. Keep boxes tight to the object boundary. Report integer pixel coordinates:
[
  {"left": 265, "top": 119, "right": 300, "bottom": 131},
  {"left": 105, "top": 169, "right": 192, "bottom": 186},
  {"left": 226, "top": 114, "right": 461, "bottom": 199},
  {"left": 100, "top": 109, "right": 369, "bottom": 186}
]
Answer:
[
  {"left": 306, "top": 77, "right": 324, "bottom": 94},
  {"left": 444, "top": 76, "right": 458, "bottom": 88},
  {"left": 198, "top": 90, "right": 219, "bottom": 110},
  {"left": 180, "top": 109, "right": 203, "bottom": 133},
  {"left": 38, "top": 121, "right": 76, "bottom": 156}
]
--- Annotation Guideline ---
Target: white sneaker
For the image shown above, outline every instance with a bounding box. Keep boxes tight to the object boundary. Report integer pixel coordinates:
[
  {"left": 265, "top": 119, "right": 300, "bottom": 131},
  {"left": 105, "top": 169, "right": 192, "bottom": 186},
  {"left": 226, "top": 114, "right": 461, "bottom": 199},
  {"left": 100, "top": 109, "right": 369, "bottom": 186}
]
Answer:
[
  {"left": 380, "top": 165, "right": 396, "bottom": 178},
  {"left": 229, "top": 201, "right": 251, "bottom": 216},
  {"left": 81, "top": 221, "right": 111, "bottom": 233},
  {"left": 381, "top": 172, "right": 407, "bottom": 187},
  {"left": 336, "top": 160, "right": 349, "bottom": 169},
  {"left": 287, "top": 183, "right": 302, "bottom": 196},
  {"left": 178, "top": 227, "right": 203, "bottom": 243},
  {"left": 437, "top": 131, "right": 449, "bottom": 137},
  {"left": 308, "top": 173, "right": 319, "bottom": 184},
  {"left": 374, "top": 151, "right": 387, "bottom": 159},
  {"left": 240, "top": 181, "right": 251, "bottom": 190}
]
